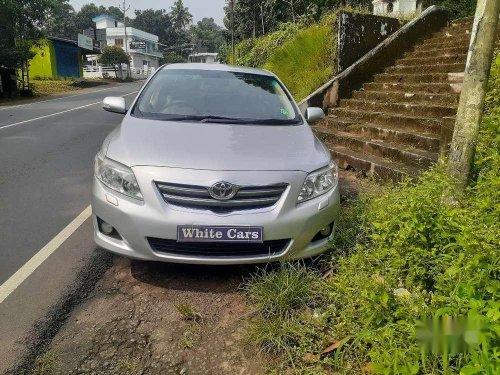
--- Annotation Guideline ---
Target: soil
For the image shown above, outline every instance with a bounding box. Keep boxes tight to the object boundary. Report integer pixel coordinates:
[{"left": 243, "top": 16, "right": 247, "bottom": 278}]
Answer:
[{"left": 45, "top": 257, "right": 263, "bottom": 375}]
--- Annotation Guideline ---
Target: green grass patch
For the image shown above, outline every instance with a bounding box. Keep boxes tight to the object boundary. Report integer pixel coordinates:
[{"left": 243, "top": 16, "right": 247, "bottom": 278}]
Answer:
[
  {"left": 264, "top": 20, "right": 335, "bottom": 101},
  {"left": 246, "top": 55, "right": 500, "bottom": 374}
]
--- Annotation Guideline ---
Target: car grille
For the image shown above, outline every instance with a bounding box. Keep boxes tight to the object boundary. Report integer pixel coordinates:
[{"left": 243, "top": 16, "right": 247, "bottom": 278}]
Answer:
[
  {"left": 147, "top": 238, "right": 290, "bottom": 257},
  {"left": 156, "top": 182, "right": 288, "bottom": 213}
]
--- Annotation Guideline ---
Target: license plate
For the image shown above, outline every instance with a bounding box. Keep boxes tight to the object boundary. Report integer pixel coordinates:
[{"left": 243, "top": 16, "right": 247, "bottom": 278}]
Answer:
[{"left": 177, "top": 225, "right": 263, "bottom": 243}]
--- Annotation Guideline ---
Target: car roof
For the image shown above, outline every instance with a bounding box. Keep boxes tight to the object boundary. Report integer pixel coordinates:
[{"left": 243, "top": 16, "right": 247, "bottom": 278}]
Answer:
[{"left": 160, "top": 63, "right": 274, "bottom": 77}]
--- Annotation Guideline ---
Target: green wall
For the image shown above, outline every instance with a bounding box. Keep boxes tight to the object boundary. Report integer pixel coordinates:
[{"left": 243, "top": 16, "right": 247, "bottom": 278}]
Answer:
[{"left": 29, "top": 40, "right": 58, "bottom": 79}]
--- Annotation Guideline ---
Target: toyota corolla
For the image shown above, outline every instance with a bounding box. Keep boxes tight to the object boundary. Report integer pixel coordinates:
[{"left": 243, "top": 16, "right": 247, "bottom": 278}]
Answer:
[{"left": 92, "top": 63, "right": 340, "bottom": 264}]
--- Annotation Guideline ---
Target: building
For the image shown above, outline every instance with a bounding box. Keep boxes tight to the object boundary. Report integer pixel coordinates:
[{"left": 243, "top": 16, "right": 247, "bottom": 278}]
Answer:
[
  {"left": 188, "top": 53, "right": 219, "bottom": 64},
  {"left": 372, "top": 0, "right": 423, "bottom": 17},
  {"left": 29, "top": 37, "right": 86, "bottom": 80},
  {"left": 89, "top": 14, "right": 162, "bottom": 73}
]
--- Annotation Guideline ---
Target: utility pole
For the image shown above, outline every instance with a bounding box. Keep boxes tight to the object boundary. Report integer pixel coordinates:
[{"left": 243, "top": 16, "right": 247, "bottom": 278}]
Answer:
[
  {"left": 446, "top": 0, "right": 500, "bottom": 191},
  {"left": 230, "top": 0, "right": 235, "bottom": 64},
  {"left": 260, "top": 2, "right": 265, "bottom": 35},
  {"left": 119, "top": 0, "right": 131, "bottom": 78}
]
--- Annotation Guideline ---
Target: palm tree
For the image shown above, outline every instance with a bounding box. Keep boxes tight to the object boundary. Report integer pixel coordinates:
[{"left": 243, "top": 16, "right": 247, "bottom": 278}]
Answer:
[{"left": 170, "top": 0, "right": 193, "bottom": 31}]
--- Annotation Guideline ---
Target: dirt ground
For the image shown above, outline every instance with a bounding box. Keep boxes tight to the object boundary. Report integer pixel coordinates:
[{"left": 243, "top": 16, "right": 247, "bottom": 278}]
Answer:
[
  {"left": 30, "top": 171, "right": 368, "bottom": 375},
  {"left": 42, "top": 257, "right": 263, "bottom": 375}
]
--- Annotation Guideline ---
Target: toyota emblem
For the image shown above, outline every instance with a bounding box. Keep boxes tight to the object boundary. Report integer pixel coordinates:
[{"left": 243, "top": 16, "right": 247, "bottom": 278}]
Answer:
[{"left": 209, "top": 181, "right": 237, "bottom": 201}]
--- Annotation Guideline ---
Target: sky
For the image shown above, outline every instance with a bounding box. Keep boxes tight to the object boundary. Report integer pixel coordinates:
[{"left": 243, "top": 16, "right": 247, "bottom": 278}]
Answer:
[{"left": 69, "top": 0, "right": 226, "bottom": 26}]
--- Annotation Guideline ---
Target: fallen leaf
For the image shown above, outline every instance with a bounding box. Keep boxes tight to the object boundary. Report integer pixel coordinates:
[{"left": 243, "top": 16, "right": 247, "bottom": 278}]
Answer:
[{"left": 321, "top": 336, "right": 351, "bottom": 355}]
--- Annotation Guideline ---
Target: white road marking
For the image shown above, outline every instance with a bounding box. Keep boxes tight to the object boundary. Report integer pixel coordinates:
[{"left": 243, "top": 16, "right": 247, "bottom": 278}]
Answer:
[
  {"left": 0, "top": 206, "right": 92, "bottom": 304},
  {"left": 0, "top": 83, "right": 139, "bottom": 111},
  {"left": 0, "top": 91, "right": 139, "bottom": 131}
]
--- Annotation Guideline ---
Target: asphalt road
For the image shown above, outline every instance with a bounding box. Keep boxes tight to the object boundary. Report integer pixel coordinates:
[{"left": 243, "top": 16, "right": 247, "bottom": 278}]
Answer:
[{"left": 0, "top": 81, "right": 144, "bottom": 371}]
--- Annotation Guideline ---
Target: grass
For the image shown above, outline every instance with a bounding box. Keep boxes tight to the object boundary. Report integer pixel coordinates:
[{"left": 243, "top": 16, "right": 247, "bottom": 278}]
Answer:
[
  {"left": 31, "top": 351, "right": 59, "bottom": 375},
  {"left": 175, "top": 302, "right": 202, "bottom": 322},
  {"left": 264, "top": 21, "right": 335, "bottom": 101},
  {"left": 30, "top": 79, "right": 108, "bottom": 96}
]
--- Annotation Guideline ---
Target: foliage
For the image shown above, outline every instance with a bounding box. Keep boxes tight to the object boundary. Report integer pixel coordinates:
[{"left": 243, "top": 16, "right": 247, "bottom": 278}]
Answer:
[
  {"left": 161, "top": 52, "right": 186, "bottom": 65},
  {"left": 233, "top": 22, "right": 301, "bottom": 67},
  {"left": 190, "top": 18, "right": 225, "bottom": 53},
  {"left": 98, "top": 46, "right": 128, "bottom": 78},
  {"left": 431, "top": 0, "right": 477, "bottom": 19},
  {"left": 264, "top": 13, "right": 336, "bottom": 100},
  {"left": 0, "top": 0, "right": 56, "bottom": 69},
  {"left": 247, "top": 56, "right": 500, "bottom": 374},
  {"left": 223, "top": 0, "right": 372, "bottom": 41},
  {"left": 170, "top": 0, "right": 193, "bottom": 31},
  {"left": 130, "top": 9, "right": 175, "bottom": 44}
]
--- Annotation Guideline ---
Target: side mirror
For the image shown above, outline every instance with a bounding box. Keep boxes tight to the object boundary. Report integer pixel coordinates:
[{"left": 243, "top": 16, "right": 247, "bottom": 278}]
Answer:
[
  {"left": 102, "top": 97, "right": 127, "bottom": 114},
  {"left": 305, "top": 107, "right": 325, "bottom": 124}
]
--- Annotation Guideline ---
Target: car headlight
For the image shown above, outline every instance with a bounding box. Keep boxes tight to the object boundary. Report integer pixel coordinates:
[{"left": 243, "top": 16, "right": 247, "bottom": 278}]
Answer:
[
  {"left": 94, "top": 152, "right": 143, "bottom": 200},
  {"left": 297, "top": 161, "right": 338, "bottom": 203}
]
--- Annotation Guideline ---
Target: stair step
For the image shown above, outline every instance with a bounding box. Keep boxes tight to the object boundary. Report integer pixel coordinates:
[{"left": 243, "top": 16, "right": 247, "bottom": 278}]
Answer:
[
  {"left": 352, "top": 90, "right": 459, "bottom": 106},
  {"left": 339, "top": 99, "right": 457, "bottom": 118},
  {"left": 315, "top": 120, "right": 440, "bottom": 152},
  {"left": 396, "top": 54, "right": 468, "bottom": 66},
  {"left": 329, "top": 108, "right": 453, "bottom": 133},
  {"left": 327, "top": 145, "right": 421, "bottom": 181},
  {"left": 421, "top": 33, "right": 471, "bottom": 47},
  {"left": 318, "top": 129, "right": 438, "bottom": 168},
  {"left": 405, "top": 45, "right": 469, "bottom": 59},
  {"left": 450, "top": 17, "right": 474, "bottom": 27},
  {"left": 386, "top": 63, "right": 465, "bottom": 74},
  {"left": 374, "top": 72, "right": 464, "bottom": 84},
  {"left": 363, "top": 82, "right": 462, "bottom": 95},
  {"left": 418, "top": 38, "right": 470, "bottom": 51}
]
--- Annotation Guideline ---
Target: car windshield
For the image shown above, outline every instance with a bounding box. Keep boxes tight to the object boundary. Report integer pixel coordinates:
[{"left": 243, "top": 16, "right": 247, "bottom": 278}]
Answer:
[{"left": 132, "top": 68, "right": 301, "bottom": 125}]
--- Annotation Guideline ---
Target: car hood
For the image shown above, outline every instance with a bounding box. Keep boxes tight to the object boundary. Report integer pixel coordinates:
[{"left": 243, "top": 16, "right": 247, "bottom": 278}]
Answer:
[{"left": 104, "top": 116, "right": 330, "bottom": 172}]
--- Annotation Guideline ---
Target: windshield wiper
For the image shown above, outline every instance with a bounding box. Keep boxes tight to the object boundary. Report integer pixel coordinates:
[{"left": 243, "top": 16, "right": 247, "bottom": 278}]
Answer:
[
  {"left": 199, "top": 116, "right": 247, "bottom": 124},
  {"left": 249, "top": 118, "right": 300, "bottom": 125}
]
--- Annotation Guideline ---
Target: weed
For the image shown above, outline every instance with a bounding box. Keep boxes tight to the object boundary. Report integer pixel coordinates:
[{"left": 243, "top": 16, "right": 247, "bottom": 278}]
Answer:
[
  {"left": 31, "top": 351, "right": 59, "bottom": 375},
  {"left": 175, "top": 302, "right": 202, "bottom": 322},
  {"left": 245, "top": 263, "right": 322, "bottom": 317},
  {"left": 180, "top": 321, "right": 202, "bottom": 349}
]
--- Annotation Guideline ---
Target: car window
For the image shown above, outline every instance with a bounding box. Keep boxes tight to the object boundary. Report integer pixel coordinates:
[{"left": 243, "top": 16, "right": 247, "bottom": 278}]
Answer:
[{"left": 132, "top": 69, "right": 302, "bottom": 124}]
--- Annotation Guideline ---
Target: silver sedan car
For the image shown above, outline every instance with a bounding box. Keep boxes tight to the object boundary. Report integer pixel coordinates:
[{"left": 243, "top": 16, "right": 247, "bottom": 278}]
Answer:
[{"left": 92, "top": 63, "right": 340, "bottom": 264}]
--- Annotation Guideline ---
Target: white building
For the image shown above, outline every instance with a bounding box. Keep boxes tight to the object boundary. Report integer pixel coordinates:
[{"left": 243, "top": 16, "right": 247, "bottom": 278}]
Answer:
[
  {"left": 188, "top": 53, "right": 219, "bottom": 64},
  {"left": 372, "top": 0, "right": 423, "bottom": 17},
  {"left": 88, "top": 14, "right": 162, "bottom": 75}
]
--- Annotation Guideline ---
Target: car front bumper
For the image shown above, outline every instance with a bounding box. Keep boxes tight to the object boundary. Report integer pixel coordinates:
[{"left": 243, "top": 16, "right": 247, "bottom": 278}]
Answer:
[{"left": 91, "top": 166, "right": 340, "bottom": 265}]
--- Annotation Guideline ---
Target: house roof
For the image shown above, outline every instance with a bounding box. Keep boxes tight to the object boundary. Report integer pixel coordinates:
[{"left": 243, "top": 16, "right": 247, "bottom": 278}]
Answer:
[{"left": 92, "top": 14, "right": 117, "bottom": 23}]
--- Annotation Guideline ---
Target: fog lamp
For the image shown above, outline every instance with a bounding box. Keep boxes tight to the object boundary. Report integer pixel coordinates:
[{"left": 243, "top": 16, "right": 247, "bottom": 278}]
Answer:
[{"left": 100, "top": 221, "right": 114, "bottom": 235}]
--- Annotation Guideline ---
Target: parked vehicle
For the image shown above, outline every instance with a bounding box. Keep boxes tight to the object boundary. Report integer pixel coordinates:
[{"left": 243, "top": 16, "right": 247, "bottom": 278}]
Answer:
[{"left": 92, "top": 63, "right": 339, "bottom": 264}]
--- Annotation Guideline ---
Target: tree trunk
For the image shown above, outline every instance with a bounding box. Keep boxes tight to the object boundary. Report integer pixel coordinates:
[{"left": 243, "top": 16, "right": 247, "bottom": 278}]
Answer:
[{"left": 446, "top": 0, "right": 500, "bottom": 191}]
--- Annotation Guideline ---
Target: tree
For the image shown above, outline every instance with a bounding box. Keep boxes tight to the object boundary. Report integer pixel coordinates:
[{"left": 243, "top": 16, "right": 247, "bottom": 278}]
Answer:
[
  {"left": 0, "top": 0, "right": 57, "bottom": 89},
  {"left": 98, "top": 45, "right": 129, "bottom": 78},
  {"left": 190, "top": 18, "right": 225, "bottom": 52},
  {"left": 44, "top": 0, "right": 78, "bottom": 39},
  {"left": 446, "top": 0, "right": 500, "bottom": 191},
  {"left": 162, "top": 52, "right": 186, "bottom": 64},
  {"left": 130, "top": 9, "right": 175, "bottom": 43},
  {"left": 170, "top": 0, "right": 193, "bottom": 31}
]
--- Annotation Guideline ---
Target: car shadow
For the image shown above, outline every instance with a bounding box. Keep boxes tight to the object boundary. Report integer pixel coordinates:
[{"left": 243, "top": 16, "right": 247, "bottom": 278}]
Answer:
[{"left": 129, "top": 259, "right": 268, "bottom": 293}]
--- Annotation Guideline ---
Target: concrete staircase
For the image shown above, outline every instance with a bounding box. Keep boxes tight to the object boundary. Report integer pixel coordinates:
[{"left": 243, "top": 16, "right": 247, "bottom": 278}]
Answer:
[{"left": 313, "top": 17, "right": 475, "bottom": 181}]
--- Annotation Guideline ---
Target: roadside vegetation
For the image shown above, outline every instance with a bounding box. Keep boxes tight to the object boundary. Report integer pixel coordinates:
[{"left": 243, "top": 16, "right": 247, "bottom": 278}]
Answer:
[
  {"left": 228, "top": 9, "right": 369, "bottom": 100},
  {"left": 246, "top": 53, "right": 500, "bottom": 374},
  {"left": 30, "top": 79, "right": 108, "bottom": 96}
]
